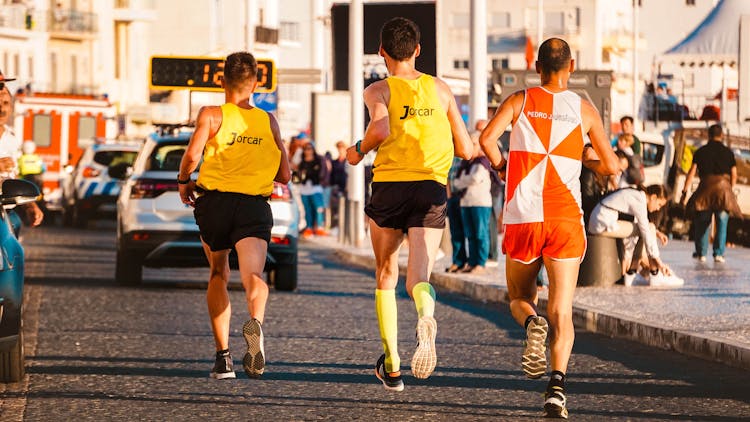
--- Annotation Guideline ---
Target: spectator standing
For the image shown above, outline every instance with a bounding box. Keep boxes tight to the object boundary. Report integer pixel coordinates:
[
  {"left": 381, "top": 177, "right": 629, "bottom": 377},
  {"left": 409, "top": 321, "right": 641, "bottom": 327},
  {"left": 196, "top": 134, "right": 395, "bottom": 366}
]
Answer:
[
  {"left": 615, "top": 134, "right": 644, "bottom": 187},
  {"left": 19, "top": 140, "right": 44, "bottom": 190},
  {"left": 297, "top": 142, "right": 329, "bottom": 237},
  {"left": 453, "top": 140, "right": 495, "bottom": 274},
  {"left": 617, "top": 116, "right": 641, "bottom": 155},
  {"left": 329, "top": 140, "right": 348, "bottom": 228},
  {"left": 680, "top": 124, "right": 742, "bottom": 263},
  {"left": 445, "top": 155, "right": 467, "bottom": 272},
  {"left": 0, "top": 75, "right": 43, "bottom": 228}
]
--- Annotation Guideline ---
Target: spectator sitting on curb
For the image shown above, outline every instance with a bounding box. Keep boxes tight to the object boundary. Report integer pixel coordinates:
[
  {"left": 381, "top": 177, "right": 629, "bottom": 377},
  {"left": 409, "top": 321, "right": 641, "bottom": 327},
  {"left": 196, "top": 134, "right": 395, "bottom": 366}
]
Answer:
[{"left": 588, "top": 184, "right": 683, "bottom": 287}]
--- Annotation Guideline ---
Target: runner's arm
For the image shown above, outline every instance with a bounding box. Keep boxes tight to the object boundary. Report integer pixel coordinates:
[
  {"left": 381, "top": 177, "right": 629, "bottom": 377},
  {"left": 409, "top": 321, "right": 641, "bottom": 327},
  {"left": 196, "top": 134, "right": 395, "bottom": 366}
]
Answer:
[
  {"left": 269, "top": 113, "right": 291, "bottom": 184},
  {"left": 581, "top": 100, "right": 620, "bottom": 176},
  {"left": 435, "top": 77, "right": 472, "bottom": 159},
  {"left": 178, "top": 106, "right": 219, "bottom": 205},
  {"left": 347, "top": 81, "right": 389, "bottom": 165},
  {"left": 479, "top": 91, "right": 522, "bottom": 170}
]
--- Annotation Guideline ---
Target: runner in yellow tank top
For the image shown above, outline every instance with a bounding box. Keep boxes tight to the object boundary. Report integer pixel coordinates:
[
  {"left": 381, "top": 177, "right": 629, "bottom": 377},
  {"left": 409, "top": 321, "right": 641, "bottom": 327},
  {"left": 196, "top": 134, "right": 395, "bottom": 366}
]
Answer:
[
  {"left": 346, "top": 17, "right": 473, "bottom": 392},
  {"left": 373, "top": 74, "right": 452, "bottom": 184},
  {"left": 197, "top": 103, "right": 279, "bottom": 196},
  {"left": 178, "top": 51, "right": 291, "bottom": 381}
]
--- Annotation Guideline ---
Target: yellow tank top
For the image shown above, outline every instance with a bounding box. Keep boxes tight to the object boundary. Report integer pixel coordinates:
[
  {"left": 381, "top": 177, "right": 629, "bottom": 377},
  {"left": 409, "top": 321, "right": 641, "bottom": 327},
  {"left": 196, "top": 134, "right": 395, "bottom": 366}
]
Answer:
[
  {"left": 373, "top": 74, "right": 453, "bottom": 184},
  {"left": 197, "top": 104, "right": 280, "bottom": 196}
]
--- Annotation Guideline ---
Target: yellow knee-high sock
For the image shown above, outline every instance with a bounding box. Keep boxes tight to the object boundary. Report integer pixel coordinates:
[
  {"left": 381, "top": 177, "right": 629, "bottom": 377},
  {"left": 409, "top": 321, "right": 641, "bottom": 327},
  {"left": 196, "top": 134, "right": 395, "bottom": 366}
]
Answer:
[
  {"left": 375, "top": 289, "right": 400, "bottom": 373},
  {"left": 412, "top": 282, "right": 436, "bottom": 318}
]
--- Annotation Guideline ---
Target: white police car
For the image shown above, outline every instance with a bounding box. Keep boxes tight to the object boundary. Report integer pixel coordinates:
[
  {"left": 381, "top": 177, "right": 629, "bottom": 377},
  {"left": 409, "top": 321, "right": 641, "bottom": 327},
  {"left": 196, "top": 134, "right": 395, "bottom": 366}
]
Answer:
[
  {"left": 61, "top": 141, "right": 141, "bottom": 227},
  {"left": 114, "top": 126, "right": 299, "bottom": 289}
]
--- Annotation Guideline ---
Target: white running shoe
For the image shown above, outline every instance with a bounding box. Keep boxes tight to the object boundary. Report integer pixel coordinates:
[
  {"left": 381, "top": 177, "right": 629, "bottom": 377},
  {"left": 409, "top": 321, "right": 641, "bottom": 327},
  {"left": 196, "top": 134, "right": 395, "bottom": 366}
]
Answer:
[
  {"left": 649, "top": 272, "right": 685, "bottom": 287},
  {"left": 714, "top": 255, "right": 725, "bottom": 263},
  {"left": 623, "top": 272, "right": 636, "bottom": 287},
  {"left": 633, "top": 273, "right": 650, "bottom": 286},
  {"left": 411, "top": 316, "right": 437, "bottom": 379}
]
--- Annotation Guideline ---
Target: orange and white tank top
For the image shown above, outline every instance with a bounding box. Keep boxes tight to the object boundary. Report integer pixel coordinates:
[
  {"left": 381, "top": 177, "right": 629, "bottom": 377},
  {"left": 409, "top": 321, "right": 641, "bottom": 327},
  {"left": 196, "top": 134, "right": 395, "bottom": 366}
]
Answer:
[
  {"left": 372, "top": 74, "right": 453, "bottom": 185},
  {"left": 197, "top": 103, "right": 280, "bottom": 196},
  {"left": 504, "top": 87, "right": 585, "bottom": 224}
]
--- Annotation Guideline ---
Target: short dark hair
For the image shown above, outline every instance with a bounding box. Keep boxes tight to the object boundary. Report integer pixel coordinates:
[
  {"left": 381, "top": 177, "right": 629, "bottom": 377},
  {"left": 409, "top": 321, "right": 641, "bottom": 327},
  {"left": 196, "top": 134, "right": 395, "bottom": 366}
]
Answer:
[
  {"left": 537, "top": 38, "right": 572, "bottom": 74},
  {"left": 708, "top": 124, "right": 723, "bottom": 140},
  {"left": 223, "top": 52, "right": 257, "bottom": 90},
  {"left": 620, "top": 115, "right": 634, "bottom": 124},
  {"left": 645, "top": 184, "right": 669, "bottom": 199},
  {"left": 380, "top": 17, "right": 420, "bottom": 61},
  {"left": 615, "top": 149, "right": 629, "bottom": 160}
]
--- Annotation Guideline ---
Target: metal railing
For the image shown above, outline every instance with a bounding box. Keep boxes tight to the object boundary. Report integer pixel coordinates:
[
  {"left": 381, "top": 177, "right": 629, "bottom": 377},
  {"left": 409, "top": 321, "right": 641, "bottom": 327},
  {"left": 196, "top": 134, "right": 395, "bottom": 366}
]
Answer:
[{"left": 48, "top": 8, "right": 97, "bottom": 33}]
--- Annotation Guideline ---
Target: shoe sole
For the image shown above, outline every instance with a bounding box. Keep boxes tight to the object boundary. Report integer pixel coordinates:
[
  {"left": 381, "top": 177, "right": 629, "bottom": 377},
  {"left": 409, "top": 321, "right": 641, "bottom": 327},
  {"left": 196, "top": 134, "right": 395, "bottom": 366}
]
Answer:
[
  {"left": 374, "top": 369, "right": 405, "bottom": 392},
  {"left": 411, "top": 316, "right": 437, "bottom": 379},
  {"left": 242, "top": 319, "right": 265, "bottom": 378},
  {"left": 543, "top": 403, "right": 568, "bottom": 419},
  {"left": 522, "top": 317, "right": 548, "bottom": 379},
  {"left": 210, "top": 371, "right": 236, "bottom": 380}
]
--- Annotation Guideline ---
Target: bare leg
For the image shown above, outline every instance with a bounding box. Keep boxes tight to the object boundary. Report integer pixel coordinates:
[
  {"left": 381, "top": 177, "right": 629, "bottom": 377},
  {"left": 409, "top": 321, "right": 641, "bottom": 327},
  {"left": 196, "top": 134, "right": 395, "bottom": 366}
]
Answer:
[
  {"left": 506, "top": 256, "right": 544, "bottom": 325},
  {"left": 369, "top": 220, "right": 404, "bottom": 290},
  {"left": 234, "top": 237, "right": 270, "bottom": 323},
  {"left": 543, "top": 257, "right": 579, "bottom": 373},
  {"left": 202, "top": 240, "right": 232, "bottom": 351},
  {"left": 404, "top": 227, "right": 443, "bottom": 294}
]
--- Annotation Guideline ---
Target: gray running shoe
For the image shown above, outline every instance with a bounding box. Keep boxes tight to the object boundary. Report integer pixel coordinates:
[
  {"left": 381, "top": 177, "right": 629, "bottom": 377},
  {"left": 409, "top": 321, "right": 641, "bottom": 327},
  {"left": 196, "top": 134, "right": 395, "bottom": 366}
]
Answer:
[
  {"left": 544, "top": 389, "right": 568, "bottom": 419},
  {"left": 209, "top": 352, "right": 236, "bottom": 380},
  {"left": 522, "top": 316, "right": 548, "bottom": 379},
  {"left": 411, "top": 316, "right": 437, "bottom": 379},
  {"left": 242, "top": 319, "right": 265, "bottom": 378}
]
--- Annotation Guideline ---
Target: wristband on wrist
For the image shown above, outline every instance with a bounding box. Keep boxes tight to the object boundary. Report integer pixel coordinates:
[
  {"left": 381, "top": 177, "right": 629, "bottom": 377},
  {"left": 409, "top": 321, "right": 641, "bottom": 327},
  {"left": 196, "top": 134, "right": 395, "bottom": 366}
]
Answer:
[
  {"left": 355, "top": 140, "right": 365, "bottom": 156},
  {"left": 491, "top": 160, "right": 506, "bottom": 172},
  {"left": 177, "top": 176, "right": 190, "bottom": 185}
]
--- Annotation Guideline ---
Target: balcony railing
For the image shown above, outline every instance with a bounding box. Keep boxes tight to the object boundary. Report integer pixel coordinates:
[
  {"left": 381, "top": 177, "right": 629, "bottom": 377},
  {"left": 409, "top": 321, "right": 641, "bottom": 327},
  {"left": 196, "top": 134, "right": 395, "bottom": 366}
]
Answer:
[
  {"left": 0, "top": 4, "right": 39, "bottom": 31},
  {"left": 49, "top": 8, "right": 97, "bottom": 33}
]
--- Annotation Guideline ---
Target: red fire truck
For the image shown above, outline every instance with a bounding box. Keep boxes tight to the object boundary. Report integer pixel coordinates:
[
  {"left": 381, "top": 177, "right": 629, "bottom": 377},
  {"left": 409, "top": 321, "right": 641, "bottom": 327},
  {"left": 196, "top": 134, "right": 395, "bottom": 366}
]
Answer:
[{"left": 12, "top": 92, "right": 117, "bottom": 211}]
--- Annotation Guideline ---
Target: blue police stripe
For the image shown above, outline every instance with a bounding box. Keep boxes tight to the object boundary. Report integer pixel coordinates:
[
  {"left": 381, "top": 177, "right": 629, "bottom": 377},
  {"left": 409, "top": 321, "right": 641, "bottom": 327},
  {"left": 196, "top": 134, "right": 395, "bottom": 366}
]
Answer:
[
  {"left": 102, "top": 181, "right": 118, "bottom": 196},
  {"left": 83, "top": 183, "right": 97, "bottom": 199}
]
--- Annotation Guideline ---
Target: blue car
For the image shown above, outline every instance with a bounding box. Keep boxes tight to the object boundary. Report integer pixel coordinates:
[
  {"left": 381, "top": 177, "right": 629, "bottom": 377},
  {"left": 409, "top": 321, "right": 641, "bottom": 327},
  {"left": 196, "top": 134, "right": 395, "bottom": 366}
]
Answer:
[{"left": 0, "top": 179, "right": 42, "bottom": 382}]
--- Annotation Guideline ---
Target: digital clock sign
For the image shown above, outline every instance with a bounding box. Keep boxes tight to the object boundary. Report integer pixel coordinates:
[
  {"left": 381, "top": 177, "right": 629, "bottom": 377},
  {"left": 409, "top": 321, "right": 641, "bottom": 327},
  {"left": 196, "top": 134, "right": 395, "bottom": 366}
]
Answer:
[{"left": 150, "top": 56, "right": 276, "bottom": 93}]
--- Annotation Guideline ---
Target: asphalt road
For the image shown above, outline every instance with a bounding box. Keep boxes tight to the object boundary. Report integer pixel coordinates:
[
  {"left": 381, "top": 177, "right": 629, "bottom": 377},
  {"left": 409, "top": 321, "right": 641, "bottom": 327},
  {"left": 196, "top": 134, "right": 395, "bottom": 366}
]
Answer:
[{"left": 1, "top": 224, "right": 748, "bottom": 421}]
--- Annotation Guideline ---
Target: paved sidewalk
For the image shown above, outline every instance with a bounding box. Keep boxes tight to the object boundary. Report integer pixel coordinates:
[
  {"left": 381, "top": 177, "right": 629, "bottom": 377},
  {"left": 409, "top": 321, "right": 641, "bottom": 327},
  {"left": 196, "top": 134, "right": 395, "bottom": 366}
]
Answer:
[{"left": 309, "top": 234, "right": 750, "bottom": 371}]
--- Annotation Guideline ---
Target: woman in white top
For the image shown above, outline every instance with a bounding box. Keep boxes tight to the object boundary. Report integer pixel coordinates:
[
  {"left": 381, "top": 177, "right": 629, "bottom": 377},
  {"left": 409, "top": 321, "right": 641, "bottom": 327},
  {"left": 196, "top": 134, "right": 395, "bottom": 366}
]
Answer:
[
  {"left": 588, "top": 184, "right": 682, "bottom": 286},
  {"left": 453, "top": 141, "right": 498, "bottom": 274}
]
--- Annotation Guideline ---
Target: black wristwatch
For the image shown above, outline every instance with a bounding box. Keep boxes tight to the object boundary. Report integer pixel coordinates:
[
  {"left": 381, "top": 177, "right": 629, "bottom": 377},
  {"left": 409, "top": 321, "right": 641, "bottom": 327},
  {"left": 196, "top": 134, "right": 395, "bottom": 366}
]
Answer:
[{"left": 177, "top": 176, "right": 190, "bottom": 185}]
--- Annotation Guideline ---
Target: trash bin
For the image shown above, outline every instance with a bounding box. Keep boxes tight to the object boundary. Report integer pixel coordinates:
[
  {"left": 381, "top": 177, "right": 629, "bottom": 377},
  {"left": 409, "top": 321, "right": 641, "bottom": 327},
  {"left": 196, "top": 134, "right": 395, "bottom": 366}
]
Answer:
[{"left": 578, "top": 234, "right": 621, "bottom": 287}]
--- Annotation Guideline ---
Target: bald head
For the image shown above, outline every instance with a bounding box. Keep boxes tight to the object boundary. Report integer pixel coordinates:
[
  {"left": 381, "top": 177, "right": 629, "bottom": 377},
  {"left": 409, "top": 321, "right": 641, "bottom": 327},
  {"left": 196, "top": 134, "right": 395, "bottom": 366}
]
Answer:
[{"left": 537, "top": 38, "right": 572, "bottom": 75}]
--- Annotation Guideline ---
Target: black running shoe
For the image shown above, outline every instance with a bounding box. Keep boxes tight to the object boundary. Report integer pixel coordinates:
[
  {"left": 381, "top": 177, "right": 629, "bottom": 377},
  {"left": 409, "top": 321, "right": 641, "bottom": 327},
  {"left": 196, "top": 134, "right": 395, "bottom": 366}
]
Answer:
[
  {"left": 210, "top": 352, "right": 236, "bottom": 380},
  {"left": 544, "top": 389, "right": 568, "bottom": 419},
  {"left": 375, "top": 354, "right": 404, "bottom": 392},
  {"left": 522, "top": 315, "right": 548, "bottom": 379},
  {"left": 242, "top": 319, "right": 265, "bottom": 378}
]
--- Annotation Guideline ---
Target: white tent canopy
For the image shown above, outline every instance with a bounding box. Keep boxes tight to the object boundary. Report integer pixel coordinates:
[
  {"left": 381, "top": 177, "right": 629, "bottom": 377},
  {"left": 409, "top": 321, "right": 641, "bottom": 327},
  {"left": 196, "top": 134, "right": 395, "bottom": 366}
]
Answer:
[{"left": 661, "top": 0, "right": 750, "bottom": 66}]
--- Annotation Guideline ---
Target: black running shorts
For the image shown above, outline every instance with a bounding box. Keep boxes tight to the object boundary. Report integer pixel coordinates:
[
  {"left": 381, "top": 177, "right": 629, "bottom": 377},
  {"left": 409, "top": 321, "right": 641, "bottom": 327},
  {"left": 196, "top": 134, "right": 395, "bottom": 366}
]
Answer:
[
  {"left": 193, "top": 190, "right": 273, "bottom": 251},
  {"left": 365, "top": 180, "right": 447, "bottom": 232}
]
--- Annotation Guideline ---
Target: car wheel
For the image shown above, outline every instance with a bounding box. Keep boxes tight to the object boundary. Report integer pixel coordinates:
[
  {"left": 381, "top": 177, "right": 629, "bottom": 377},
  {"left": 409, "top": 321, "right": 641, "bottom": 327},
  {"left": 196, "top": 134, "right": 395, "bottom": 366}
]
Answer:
[
  {"left": 72, "top": 204, "right": 88, "bottom": 228},
  {"left": 0, "top": 330, "right": 25, "bottom": 383},
  {"left": 115, "top": 247, "right": 143, "bottom": 286},
  {"left": 61, "top": 202, "right": 74, "bottom": 227},
  {"left": 272, "top": 264, "right": 297, "bottom": 291}
]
